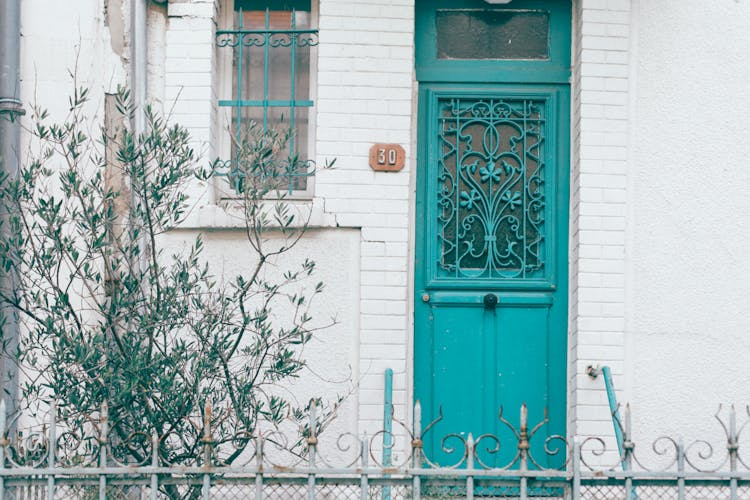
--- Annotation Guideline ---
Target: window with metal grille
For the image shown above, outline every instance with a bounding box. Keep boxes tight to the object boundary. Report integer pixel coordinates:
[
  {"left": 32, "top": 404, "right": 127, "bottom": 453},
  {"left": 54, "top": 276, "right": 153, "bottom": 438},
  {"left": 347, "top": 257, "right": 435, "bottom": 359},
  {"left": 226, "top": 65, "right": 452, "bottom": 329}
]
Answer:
[{"left": 216, "top": 0, "right": 318, "bottom": 195}]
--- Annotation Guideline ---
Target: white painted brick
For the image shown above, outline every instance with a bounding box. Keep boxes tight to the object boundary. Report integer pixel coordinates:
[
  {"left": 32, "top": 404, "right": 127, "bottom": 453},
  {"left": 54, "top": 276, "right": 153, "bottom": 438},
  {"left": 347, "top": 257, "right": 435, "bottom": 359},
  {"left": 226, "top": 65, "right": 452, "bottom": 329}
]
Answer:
[
  {"left": 358, "top": 358, "right": 406, "bottom": 374},
  {"left": 361, "top": 242, "right": 386, "bottom": 257},
  {"left": 383, "top": 271, "right": 407, "bottom": 286},
  {"left": 580, "top": 145, "right": 628, "bottom": 161},
  {"left": 598, "top": 332, "right": 625, "bottom": 347},
  {"left": 578, "top": 230, "right": 625, "bottom": 246},
  {"left": 580, "top": 104, "right": 605, "bottom": 118},
  {"left": 361, "top": 256, "right": 407, "bottom": 272},
  {"left": 360, "top": 300, "right": 406, "bottom": 315},
  {"left": 575, "top": 341, "right": 624, "bottom": 358},
  {"left": 578, "top": 203, "right": 626, "bottom": 216},
  {"left": 604, "top": 78, "right": 628, "bottom": 92},
  {"left": 360, "top": 330, "right": 407, "bottom": 345},
  {"left": 168, "top": 2, "right": 214, "bottom": 18},
  {"left": 582, "top": 35, "right": 629, "bottom": 52},
  {"left": 165, "top": 85, "right": 212, "bottom": 101},
  {"left": 606, "top": 0, "right": 631, "bottom": 12},
  {"left": 581, "top": 63, "right": 629, "bottom": 78},
  {"left": 575, "top": 404, "right": 615, "bottom": 422},
  {"left": 582, "top": 0, "right": 607, "bottom": 9},
  {"left": 361, "top": 286, "right": 407, "bottom": 300},
  {"left": 580, "top": 118, "right": 628, "bottom": 133},
  {"left": 582, "top": 9, "right": 630, "bottom": 25},
  {"left": 581, "top": 22, "right": 607, "bottom": 36},
  {"left": 581, "top": 90, "right": 628, "bottom": 106},
  {"left": 601, "top": 246, "right": 625, "bottom": 259},
  {"left": 581, "top": 76, "right": 606, "bottom": 90},
  {"left": 605, "top": 51, "right": 629, "bottom": 65},
  {"left": 361, "top": 227, "right": 408, "bottom": 242},
  {"left": 576, "top": 389, "right": 610, "bottom": 406},
  {"left": 323, "top": 198, "right": 373, "bottom": 214},
  {"left": 165, "top": 58, "right": 212, "bottom": 74},
  {"left": 578, "top": 288, "right": 624, "bottom": 304},
  {"left": 578, "top": 257, "right": 625, "bottom": 273},
  {"left": 165, "top": 17, "right": 215, "bottom": 32},
  {"left": 385, "top": 242, "right": 408, "bottom": 257},
  {"left": 360, "top": 314, "right": 406, "bottom": 331}
]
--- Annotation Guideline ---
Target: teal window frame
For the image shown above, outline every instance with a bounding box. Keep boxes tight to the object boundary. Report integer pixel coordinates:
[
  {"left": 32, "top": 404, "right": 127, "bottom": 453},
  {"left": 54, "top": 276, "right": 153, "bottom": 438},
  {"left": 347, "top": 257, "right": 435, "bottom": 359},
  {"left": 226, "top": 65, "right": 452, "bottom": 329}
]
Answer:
[
  {"left": 416, "top": 0, "right": 571, "bottom": 84},
  {"left": 216, "top": 0, "right": 318, "bottom": 195}
]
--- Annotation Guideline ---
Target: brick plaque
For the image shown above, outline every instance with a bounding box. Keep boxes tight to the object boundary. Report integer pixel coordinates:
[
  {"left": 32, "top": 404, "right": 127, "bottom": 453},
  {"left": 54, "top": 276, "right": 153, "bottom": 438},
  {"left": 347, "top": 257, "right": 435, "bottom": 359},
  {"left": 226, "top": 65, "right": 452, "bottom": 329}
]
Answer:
[{"left": 369, "top": 143, "right": 405, "bottom": 172}]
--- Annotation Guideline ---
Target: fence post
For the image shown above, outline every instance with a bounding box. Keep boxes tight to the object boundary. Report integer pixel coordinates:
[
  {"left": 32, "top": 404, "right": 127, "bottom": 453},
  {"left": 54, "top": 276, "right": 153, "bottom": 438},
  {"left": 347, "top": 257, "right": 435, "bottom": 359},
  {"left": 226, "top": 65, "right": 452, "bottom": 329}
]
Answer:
[
  {"left": 572, "top": 440, "right": 580, "bottom": 500},
  {"left": 307, "top": 402, "right": 317, "bottom": 500},
  {"left": 0, "top": 399, "right": 6, "bottom": 500},
  {"left": 466, "top": 433, "right": 474, "bottom": 500},
  {"left": 624, "top": 405, "right": 634, "bottom": 500},
  {"left": 519, "top": 404, "right": 529, "bottom": 500},
  {"left": 382, "top": 369, "right": 393, "bottom": 500},
  {"left": 202, "top": 403, "right": 212, "bottom": 500},
  {"left": 729, "top": 406, "right": 738, "bottom": 500},
  {"left": 255, "top": 433, "right": 264, "bottom": 500},
  {"left": 412, "top": 401, "right": 422, "bottom": 500},
  {"left": 677, "top": 439, "right": 685, "bottom": 500},
  {"left": 360, "top": 435, "right": 369, "bottom": 500},
  {"left": 149, "top": 431, "right": 159, "bottom": 500},
  {"left": 99, "top": 402, "right": 108, "bottom": 500},
  {"left": 47, "top": 401, "right": 56, "bottom": 500}
]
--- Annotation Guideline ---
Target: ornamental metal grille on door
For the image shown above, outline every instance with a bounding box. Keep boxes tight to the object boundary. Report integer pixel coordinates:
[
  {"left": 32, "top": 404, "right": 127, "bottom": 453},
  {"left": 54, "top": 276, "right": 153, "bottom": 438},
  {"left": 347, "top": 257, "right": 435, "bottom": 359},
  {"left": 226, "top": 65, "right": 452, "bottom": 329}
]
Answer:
[{"left": 437, "top": 97, "right": 546, "bottom": 280}]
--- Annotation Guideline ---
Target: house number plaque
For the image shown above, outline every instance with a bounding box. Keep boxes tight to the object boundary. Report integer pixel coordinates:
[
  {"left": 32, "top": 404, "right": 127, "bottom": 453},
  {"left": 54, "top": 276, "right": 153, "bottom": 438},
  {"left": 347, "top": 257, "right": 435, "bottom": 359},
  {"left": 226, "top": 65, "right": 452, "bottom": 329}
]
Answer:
[{"left": 369, "top": 143, "right": 405, "bottom": 172}]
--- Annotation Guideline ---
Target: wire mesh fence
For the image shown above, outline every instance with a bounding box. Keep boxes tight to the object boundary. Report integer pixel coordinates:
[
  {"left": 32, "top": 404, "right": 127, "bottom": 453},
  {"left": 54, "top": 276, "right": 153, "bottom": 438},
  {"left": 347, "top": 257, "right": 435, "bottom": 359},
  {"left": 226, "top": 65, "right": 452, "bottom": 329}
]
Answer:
[{"left": 2, "top": 401, "right": 750, "bottom": 499}]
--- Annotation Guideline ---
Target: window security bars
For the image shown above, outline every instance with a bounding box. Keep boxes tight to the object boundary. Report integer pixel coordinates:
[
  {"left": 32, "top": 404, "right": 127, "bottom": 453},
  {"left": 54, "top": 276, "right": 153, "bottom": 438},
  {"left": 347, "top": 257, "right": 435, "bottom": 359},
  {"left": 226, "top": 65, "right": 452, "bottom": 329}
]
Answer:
[
  {"left": 1, "top": 401, "right": 750, "bottom": 499},
  {"left": 216, "top": 7, "right": 318, "bottom": 195}
]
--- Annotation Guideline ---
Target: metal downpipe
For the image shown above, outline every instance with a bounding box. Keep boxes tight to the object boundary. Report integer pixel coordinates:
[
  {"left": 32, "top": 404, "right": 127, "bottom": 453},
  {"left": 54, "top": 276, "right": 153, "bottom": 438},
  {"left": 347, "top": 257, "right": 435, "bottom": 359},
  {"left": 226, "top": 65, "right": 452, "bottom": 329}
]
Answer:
[
  {"left": 0, "top": 0, "right": 23, "bottom": 420},
  {"left": 130, "top": 0, "right": 148, "bottom": 280}
]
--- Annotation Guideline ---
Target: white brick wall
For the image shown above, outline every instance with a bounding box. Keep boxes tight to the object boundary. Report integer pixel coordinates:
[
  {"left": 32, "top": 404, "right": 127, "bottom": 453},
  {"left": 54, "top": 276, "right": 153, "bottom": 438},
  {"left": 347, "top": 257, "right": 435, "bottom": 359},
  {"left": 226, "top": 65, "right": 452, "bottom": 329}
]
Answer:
[
  {"left": 571, "top": 0, "right": 631, "bottom": 446},
  {"left": 164, "top": 0, "right": 220, "bottom": 205},
  {"left": 315, "top": 0, "right": 415, "bottom": 437}
]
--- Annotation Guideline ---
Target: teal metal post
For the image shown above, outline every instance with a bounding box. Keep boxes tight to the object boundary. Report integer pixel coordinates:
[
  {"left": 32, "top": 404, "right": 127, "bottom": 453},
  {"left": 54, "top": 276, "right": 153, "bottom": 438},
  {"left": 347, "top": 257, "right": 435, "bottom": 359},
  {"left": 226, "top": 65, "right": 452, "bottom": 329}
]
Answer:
[
  {"left": 382, "top": 369, "right": 393, "bottom": 500},
  {"left": 601, "top": 366, "right": 624, "bottom": 463},
  {"left": 601, "top": 366, "right": 637, "bottom": 499},
  {"left": 262, "top": 9, "right": 270, "bottom": 130},
  {"left": 235, "top": 9, "right": 244, "bottom": 143},
  {"left": 288, "top": 9, "right": 297, "bottom": 193}
]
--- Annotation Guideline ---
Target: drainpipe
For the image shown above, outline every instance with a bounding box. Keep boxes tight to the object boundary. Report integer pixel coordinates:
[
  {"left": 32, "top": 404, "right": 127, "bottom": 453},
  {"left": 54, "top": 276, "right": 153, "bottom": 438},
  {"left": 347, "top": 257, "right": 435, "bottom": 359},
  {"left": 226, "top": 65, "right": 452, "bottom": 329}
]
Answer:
[
  {"left": 131, "top": 0, "right": 148, "bottom": 278},
  {"left": 131, "top": 0, "right": 147, "bottom": 137},
  {"left": 0, "top": 0, "right": 24, "bottom": 422}
]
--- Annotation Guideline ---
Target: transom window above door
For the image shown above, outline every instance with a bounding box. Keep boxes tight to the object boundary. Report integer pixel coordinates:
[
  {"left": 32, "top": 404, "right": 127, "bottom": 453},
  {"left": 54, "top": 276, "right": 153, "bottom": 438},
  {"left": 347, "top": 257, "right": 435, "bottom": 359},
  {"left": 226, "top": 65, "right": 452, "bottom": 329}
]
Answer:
[
  {"left": 416, "top": 0, "right": 570, "bottom": 84},
  {"left": 436, "top": 9, "right": 550, "bottom": 60}
]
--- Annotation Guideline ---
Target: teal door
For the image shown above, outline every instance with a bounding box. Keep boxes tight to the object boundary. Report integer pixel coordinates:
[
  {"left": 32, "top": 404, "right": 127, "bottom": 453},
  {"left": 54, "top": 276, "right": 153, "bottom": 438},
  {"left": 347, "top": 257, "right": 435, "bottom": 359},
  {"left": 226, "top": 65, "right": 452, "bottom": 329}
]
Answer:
[{"left": 414, "top": 0, "right": 571, "bottom": 468}]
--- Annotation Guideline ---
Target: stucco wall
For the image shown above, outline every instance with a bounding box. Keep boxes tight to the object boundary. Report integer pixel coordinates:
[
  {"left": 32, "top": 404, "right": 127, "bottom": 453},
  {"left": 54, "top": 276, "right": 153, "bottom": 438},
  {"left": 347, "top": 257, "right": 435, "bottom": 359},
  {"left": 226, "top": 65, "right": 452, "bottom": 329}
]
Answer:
[
  {"left": 627, "top": 0, "right": 750, "bottom": 443},
  {"left": 159, "top": 228, "right": 361, "bottom": 438},
  {"left": 20, "top": 0, "right": 125, "bottom": 126}
]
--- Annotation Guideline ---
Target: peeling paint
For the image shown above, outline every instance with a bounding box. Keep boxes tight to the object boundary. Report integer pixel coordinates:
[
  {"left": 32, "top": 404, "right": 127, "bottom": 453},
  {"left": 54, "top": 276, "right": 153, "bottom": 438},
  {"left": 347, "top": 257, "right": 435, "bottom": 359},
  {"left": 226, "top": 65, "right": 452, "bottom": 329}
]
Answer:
[{"left": 104, "top": 0, "right": 125, "bottom": 58}]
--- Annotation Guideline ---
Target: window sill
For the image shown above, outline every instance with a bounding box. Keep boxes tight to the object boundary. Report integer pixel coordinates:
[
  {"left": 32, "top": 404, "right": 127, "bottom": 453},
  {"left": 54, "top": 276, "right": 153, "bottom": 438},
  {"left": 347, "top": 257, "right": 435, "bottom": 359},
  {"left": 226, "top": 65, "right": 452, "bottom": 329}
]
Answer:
[{"left": 176, "top": 197, "right": 336, "bottom": 230}]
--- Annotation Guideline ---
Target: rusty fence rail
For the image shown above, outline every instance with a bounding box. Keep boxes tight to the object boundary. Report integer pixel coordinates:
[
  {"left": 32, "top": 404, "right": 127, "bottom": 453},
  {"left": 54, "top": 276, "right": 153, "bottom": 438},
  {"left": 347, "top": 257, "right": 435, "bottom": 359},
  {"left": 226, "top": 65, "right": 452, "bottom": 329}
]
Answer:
[{"left": 0, "top": 400, "right": 749, "bottom": 499}]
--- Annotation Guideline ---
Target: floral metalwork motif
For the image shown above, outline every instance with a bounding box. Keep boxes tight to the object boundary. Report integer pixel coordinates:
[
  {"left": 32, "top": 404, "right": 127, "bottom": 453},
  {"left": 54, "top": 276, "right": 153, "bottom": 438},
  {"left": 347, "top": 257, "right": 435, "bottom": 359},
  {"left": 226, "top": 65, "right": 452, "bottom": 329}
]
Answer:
[
  {"left": 215, "top": 30, "right": 319, "bottom": 50},
  {"left": 437, "top": 98, "right": 546, "bottom": 279}
]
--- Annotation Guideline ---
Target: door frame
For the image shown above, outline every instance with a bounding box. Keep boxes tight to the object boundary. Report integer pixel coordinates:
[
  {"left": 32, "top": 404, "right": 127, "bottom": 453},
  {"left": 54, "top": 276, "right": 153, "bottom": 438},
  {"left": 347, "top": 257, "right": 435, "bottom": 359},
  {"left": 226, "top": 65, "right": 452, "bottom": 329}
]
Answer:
[{"left": 413, "top": 82, "right": 571, "bottom": 444}]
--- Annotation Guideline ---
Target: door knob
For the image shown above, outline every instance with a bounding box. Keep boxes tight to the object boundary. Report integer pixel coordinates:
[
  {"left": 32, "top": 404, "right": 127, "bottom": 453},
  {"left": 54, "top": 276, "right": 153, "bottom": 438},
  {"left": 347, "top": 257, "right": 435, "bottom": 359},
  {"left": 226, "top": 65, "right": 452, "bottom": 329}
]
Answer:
[{"left": 483, "top": 293, "right": 498, "bottom": 309}]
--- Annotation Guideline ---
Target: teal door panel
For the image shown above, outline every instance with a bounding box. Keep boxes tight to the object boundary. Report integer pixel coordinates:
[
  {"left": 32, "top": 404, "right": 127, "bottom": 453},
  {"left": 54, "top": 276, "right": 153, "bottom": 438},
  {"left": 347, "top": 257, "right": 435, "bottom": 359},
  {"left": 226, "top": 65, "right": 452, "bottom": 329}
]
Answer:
[
  {"left": 414, "top": 82, "right": 570, "bottom": 469},
  {"left": 424, "top": 294, "right": 563, "bottom": 468},
  {"left": 414, "top": 0, "right": 571, "bottom": 469}
]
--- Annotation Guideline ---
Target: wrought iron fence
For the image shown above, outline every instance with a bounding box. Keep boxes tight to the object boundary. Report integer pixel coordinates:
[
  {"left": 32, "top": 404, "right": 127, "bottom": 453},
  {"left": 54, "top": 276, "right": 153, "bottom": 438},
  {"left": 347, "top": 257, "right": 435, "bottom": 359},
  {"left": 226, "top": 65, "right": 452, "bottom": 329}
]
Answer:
[{"left": 1, "top": 399, "right": 750, "bottom": 499}]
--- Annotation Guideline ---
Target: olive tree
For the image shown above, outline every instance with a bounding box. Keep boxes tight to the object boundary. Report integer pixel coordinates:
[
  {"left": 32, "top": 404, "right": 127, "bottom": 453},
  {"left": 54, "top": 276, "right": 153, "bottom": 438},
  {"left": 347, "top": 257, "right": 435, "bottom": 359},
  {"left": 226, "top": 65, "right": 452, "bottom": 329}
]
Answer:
[{"left": 0, "top": 86, "right": 338, "bottom": 474}]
